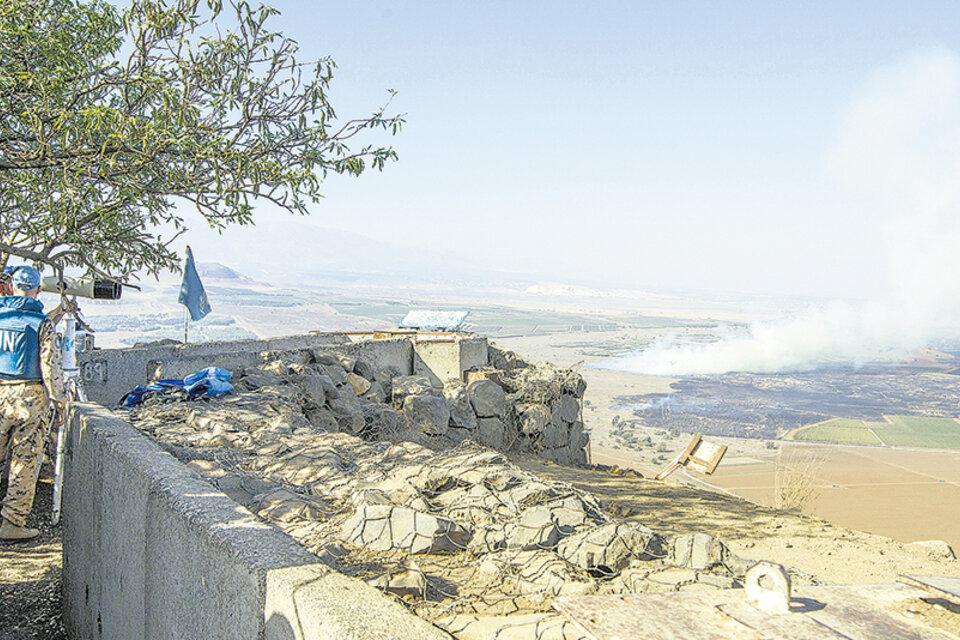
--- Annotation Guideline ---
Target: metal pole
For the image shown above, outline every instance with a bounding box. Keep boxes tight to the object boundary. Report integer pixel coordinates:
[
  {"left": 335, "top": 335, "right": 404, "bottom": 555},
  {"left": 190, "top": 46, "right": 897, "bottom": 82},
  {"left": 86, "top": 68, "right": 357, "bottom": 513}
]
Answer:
[
  {"left": 183, "top": 307, "right": 188, "bottom": 344},
  {"left": 52, "top": 315, "right": 83, "bottom": 526}
]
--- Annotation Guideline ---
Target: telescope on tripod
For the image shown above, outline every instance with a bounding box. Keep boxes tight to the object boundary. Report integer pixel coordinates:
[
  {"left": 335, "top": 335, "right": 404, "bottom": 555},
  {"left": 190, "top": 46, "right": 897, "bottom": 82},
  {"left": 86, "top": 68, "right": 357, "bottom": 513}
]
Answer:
[{"left": 40, "top": 276, "right": 122, "bottom": 300}]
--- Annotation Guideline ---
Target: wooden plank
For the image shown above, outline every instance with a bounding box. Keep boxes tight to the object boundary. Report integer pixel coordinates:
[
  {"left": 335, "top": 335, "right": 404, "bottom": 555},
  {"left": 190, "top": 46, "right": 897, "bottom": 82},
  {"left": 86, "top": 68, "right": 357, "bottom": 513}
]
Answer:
[
  {"left": 655, "top": 435, "right": 701, "bottom": 481},
  {"left": 553, "top": 582, "right": 960, "bottom": 640},
  {"left": 900, "top": 575, "right": 960, "bottom": 602},
  {"left": 687, "top": 439, "right": 728, "bottom": 475},
  {"left": 553, "top": 591, "right": 753, "bottom": 640},
  {"left": 791, "top": 584, "right": 959, "bottom": 640},
  {"left": 716, "top": 602, "right": 849, "bottom": 639}
]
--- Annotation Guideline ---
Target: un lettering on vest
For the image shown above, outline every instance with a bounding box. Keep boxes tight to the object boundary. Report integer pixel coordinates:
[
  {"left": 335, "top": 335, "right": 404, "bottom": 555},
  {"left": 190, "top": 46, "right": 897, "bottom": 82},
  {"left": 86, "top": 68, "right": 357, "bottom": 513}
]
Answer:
[{"left": 0, "top": 329, "right": 19, "bottom": 352}]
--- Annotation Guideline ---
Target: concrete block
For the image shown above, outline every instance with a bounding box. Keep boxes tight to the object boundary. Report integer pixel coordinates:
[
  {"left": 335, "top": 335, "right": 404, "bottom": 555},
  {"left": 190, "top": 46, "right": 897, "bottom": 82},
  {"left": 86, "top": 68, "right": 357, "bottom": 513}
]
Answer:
[
  {"left": 77, "top": 334, "right": 412, "bottom": 407},
  {"left": 413, "top": 337, "right": 488, "bottom": 386},
  {"left": 63, "top": 403, "right": 441, "bottom": 640},
  {"left": 264, "top": 564, "right": 452, "bottom": 640}
]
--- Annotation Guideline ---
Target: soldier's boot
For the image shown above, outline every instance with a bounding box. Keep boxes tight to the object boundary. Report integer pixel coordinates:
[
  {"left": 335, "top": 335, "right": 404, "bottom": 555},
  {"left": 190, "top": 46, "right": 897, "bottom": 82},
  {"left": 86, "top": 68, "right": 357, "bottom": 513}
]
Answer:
[{"left": 0, "top": 517, "right": 38, "bottom": 541}]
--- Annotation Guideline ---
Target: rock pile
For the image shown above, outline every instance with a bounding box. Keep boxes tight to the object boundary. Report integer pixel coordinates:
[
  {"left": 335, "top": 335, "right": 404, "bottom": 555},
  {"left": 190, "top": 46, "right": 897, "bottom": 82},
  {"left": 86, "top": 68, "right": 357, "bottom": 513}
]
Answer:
[
  {"left": 137, "top": 343, "right": 589, "bottom": 466},
  {"left": 129, "top": 379, "right": 757, "bottom": 640},
  {"left": 489, "top": 345, "right": 589, "bottom": 466}
]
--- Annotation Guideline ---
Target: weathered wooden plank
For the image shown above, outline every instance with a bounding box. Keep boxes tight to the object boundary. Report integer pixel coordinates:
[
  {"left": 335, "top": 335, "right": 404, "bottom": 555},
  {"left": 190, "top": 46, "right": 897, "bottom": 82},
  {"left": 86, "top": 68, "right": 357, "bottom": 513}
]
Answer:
[
  {"left": 900, "top": 575, "right": 960, "bottom": 602},
  {"left": 553, "top": 582, "right": 960, "bottom": 640},
  {"left": 553, "top": 591, "right": 753, "bottom": 640},
  {"left": 791, "top": 584, "right": 959, "bottom": 640}
]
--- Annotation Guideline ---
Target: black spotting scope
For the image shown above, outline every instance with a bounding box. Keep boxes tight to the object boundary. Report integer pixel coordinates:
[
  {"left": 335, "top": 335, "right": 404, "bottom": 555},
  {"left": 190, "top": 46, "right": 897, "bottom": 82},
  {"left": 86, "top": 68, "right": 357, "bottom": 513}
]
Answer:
[{"left": 40, "top": 276, "right": 123, "bottom": 300}]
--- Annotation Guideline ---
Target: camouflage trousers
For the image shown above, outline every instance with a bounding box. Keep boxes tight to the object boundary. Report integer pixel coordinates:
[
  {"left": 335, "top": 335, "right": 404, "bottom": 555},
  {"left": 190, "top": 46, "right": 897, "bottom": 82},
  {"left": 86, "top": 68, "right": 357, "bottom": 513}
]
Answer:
[{"left": 0, "top": 383, "right": 50, "bottom": 527}]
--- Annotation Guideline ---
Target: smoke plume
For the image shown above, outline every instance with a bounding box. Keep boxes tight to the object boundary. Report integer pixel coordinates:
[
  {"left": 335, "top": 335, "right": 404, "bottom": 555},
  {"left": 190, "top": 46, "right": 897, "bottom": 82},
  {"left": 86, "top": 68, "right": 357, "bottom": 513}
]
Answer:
[{"left": 604, "top": 49, "right": 960, "bottom": 376}]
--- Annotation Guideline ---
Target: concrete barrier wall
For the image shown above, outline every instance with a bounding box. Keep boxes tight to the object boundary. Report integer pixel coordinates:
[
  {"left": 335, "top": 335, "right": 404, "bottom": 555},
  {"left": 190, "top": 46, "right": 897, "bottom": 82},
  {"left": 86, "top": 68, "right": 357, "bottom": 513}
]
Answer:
[
  {"left": 76, "top": 334, "right": 415, "bottom": 407},
  {"left": 413, "top": 337, "right": 488, "bottom": 386},
  {"left": 62, "top": 404, "right": 450, "bottom": 640}
]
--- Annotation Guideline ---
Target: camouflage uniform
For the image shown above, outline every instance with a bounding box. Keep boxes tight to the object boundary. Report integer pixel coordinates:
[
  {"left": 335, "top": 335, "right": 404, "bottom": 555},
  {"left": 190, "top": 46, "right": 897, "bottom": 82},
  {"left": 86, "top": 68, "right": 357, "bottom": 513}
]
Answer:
[{"left": 0, "top": 320, "right": 65, "bottom": 527}]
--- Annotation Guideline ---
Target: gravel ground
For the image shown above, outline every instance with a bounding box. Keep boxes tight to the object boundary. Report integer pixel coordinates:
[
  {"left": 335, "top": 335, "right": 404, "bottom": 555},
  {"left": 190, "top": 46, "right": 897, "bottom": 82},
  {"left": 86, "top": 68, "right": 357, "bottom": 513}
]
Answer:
[{"left": 0, "top": 460, "right": 67, "bottom": 640}]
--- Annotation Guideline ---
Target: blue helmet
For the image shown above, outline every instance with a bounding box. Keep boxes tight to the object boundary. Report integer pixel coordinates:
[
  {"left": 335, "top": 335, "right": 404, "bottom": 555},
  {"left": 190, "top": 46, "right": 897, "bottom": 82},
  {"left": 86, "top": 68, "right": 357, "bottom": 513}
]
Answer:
[{"left": 11, "top": 266, "right": 41, "bottom": 290}]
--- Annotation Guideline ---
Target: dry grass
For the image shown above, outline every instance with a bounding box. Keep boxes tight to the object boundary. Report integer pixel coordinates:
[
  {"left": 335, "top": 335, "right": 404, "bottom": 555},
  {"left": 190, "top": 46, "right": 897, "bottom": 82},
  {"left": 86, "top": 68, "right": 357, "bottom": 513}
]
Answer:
[{"left": 774, "top": 447, "right": 826, "bottom": 512}]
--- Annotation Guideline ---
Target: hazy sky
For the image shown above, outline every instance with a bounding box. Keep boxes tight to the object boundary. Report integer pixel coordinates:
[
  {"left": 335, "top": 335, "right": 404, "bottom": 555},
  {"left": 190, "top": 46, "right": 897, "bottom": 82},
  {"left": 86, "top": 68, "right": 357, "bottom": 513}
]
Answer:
[{"left": 184, "top": 1, "right": 960, "bottom": 299}]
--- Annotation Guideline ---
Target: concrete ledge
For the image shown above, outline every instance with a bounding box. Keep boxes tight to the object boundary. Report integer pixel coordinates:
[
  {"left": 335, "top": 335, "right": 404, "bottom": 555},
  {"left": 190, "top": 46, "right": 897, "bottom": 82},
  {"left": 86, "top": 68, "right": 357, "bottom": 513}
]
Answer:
[
  {"left": 265, "top": 565, "right": 450, "bottom": 640},
  {"left": 62, "top": 404, "right": 451, "bottom": 640},
  {"left": 77, "top": 334, "right": 415, "bottom": 406}
]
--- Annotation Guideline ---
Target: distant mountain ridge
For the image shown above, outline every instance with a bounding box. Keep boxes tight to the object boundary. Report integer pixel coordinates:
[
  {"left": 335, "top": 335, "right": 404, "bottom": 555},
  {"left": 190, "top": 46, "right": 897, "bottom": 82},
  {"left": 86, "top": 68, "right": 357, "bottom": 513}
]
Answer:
[{"left": 197, "top": 262, "right": 255, "bottom": 283}]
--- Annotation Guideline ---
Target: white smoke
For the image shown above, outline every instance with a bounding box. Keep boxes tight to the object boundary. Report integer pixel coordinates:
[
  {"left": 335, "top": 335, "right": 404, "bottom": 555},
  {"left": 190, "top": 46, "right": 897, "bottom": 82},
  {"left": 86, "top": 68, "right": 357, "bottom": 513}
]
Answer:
[{"left": 603, "top": 49, "right": 960, "bottom": 376}]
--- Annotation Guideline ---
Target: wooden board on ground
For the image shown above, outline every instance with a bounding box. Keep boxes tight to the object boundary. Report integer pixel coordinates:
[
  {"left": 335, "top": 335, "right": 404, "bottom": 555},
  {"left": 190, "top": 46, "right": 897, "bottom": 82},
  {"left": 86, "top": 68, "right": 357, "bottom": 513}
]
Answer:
[
  {"left": 553, "top": 579, "right": 960, "bottom": 640},
  {"left": 655, "top": 434, "right": 728, "bottom": 480}
]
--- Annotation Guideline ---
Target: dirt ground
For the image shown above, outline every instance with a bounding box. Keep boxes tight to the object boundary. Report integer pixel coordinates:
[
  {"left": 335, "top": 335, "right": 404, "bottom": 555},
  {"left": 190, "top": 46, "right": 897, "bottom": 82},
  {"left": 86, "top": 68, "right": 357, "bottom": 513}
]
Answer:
[
  {"left": 504, "top": 330, "right": 960, "bottom": 584},
  {"left": 1, "top": 431, "right": 958, "bottom": 640},
  {"left": 3, "top": 326, "right": 960, "bottom": 637},
  {"left": 708, "top": 444, "right": 960, "bottom": 551},
  {"left": 0, "top": 460, "right": 66, "bottom": 640},
  {"left": 517, "top": 454, "right": 960, "bottom": 586}
]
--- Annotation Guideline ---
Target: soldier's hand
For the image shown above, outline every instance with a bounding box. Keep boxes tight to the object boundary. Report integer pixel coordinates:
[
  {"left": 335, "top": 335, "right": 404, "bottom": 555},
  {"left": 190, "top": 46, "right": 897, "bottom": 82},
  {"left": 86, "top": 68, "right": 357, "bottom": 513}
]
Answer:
[{"left": 53, "top": 401, "right": 67, "bottom": 426}]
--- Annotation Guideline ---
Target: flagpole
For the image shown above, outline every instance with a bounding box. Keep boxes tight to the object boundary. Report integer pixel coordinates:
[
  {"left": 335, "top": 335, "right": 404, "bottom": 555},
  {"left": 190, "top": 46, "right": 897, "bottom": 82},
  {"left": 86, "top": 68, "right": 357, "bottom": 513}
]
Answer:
[{"left": 183, "top": 307, "right": 189, "bottom": 344}]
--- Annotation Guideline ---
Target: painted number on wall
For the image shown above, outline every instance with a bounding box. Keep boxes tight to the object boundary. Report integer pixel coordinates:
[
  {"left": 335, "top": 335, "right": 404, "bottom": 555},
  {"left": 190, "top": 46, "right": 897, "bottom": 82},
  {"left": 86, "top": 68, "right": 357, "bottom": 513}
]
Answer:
[{"left": 81, "top": 360, "right": 107, "bottom": 383}]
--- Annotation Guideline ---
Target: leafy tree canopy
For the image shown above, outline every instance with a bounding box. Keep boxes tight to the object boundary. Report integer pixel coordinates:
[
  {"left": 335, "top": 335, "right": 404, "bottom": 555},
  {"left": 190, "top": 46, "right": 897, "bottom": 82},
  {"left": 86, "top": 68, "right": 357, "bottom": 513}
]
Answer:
[{"left": 0, "top": 0, "right": 402, "bottom": 280}]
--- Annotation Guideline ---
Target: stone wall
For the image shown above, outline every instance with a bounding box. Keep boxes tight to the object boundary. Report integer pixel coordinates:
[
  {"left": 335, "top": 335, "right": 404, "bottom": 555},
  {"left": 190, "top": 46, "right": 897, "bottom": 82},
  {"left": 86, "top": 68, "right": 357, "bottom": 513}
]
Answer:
[
  {"left": 77, "top": 334, "right": 434, "bottom": 407},
  {"left": 61, "top": 403, "right": 451, "bottom": 640},
  {"left": 219, "top": 341, "right": 588, "bottom": 465}
]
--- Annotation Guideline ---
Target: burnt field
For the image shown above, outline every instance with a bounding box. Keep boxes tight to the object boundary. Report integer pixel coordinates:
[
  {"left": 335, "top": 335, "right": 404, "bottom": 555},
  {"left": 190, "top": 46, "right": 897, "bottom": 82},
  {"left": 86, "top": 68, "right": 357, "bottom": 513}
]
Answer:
[{"left": 617, "top": 360, "right": 960, "bottom": 443}]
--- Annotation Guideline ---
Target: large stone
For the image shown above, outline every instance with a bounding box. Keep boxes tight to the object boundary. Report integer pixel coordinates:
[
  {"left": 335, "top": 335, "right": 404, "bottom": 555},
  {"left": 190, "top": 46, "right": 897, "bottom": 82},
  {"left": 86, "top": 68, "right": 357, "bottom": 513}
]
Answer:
[
  {"left": 327, "top": 394, "right": 360, "bottom": 418},
  {"left": 367, "top": 561, "right": 427, "bottom": 598},
  {"left": 240, "top": 370, "right": 283, "bottom": 390},
  {"left": 315, "top": 373, "right": 340, "bottom": 400},
  {"left": 445, "top": 384, "right": 478, "bottom": 430},
  {"left": 321, "top": 363, "right": 348, "bottom": 386},
  {"left": 361, "top": 381, "right": 387, "bottom": 403},
  {"left": 342, "top": 504, "right": 471, "bottom": 554},
  {"left": 305, "top": 407, "right": 338, "bottom": 432},
  {"left": 517, "top": 404, "right": 550, "bottom": 435},
  {"left": 671, "top": 533, "right": 722, "bottom": 570},
  {"left": 346, "top": 372, "right": 372, "bottom": 396},
  {"left": 328, "top": 393, "right": 364, "bottom": 435},
  {"left": 569, "top": 421, "right": 586, "bottom": 448},
  {"left": 477, "top": 550, "right": 596, "bottom": 599},
  {"left": 906, "top": 539, "right": 956, "bottom": 560},
  {"left": 337, "top": 355, "right": 358, "bottom": 373},
  {"left": 468, "top": 379, "right": 507, "bottom": 418},
  {"left": 255, "top": 489, "right": 332, "bottom": 522},
  {"left": 557, "top": 523, "right": 664, "bottom": 576},
  {"left": 392, "top": 375, "right": 436, "bottom": 406},
  {"left": 507, "top": 506, "right": 560, "bottom": 550},
  {"left": 360, "top": 403, "right": 403, "bottom": 437},
  {"left": 488, "top": 344, "right": 528, "bottom": 370},
  {"left": 541, "top": 421, "right": 567, "bottom": 449},
  {"left": 312, "top": 350, "right": 340, "bottom": 366},
  {"left": 402, "top": 394, "right": 450, "bottom": 436},
  {"left": 477, "top": 417, "right": 507, "bottom": 450},
  {"left": 374, "top": 366, "right": 401, "bottom": 397},
  {"left": 353, "top": 358, "right": 377, "bottom": 381},
  {"left": 541, "top": 495, "right": 602, "bottom": 534},
  {"left": 297, "top": 374, "right": 326, "bottom": 406},
  {"left": 560, "top": 371, "right": 586, "bottom": 398},
  {"left": 558, "top": 394, "right": 580, "bottom": 423}
]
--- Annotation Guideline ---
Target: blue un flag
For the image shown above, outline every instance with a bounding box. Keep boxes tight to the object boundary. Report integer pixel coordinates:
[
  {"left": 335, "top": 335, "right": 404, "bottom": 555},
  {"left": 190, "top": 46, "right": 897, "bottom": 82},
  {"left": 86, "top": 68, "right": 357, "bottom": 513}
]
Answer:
[{"left": 178, "top": 246, "right": 211, "bottom": 321}]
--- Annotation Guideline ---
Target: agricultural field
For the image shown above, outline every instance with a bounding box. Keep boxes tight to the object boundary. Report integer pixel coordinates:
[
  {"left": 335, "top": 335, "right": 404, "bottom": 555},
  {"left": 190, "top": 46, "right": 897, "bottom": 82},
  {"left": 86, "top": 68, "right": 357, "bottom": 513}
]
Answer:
[
  {"left": 792, "top": 415, "right": 960, "bottom": 449},
  {"left": 327, "top": 297, "right": 697, "bottom": 339}
]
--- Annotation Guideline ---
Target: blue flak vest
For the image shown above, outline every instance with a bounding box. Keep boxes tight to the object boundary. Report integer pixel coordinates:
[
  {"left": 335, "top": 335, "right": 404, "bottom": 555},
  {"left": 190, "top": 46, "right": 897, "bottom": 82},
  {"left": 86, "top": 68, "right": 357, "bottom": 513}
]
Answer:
[{"left": 0, "top": 296, "right": 47, "bottom": 380}]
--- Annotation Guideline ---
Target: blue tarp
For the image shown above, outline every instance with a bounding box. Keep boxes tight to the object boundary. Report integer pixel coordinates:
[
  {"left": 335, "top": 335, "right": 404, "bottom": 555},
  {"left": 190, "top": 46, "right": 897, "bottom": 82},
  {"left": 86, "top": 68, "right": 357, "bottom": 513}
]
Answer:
[{"left": 121, "top": 366, "right": 233, "bottom": 407}]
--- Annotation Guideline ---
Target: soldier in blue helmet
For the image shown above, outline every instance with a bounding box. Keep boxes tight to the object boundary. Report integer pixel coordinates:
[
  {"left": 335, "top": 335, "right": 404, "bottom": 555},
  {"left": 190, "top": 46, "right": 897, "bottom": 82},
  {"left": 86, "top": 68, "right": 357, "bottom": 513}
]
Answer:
[
  {"left": 0, "top": 266, "right": 14, "bottom": 297},
  {"left": 0, "top": 266, "right": 66, "bottom": 541}
]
